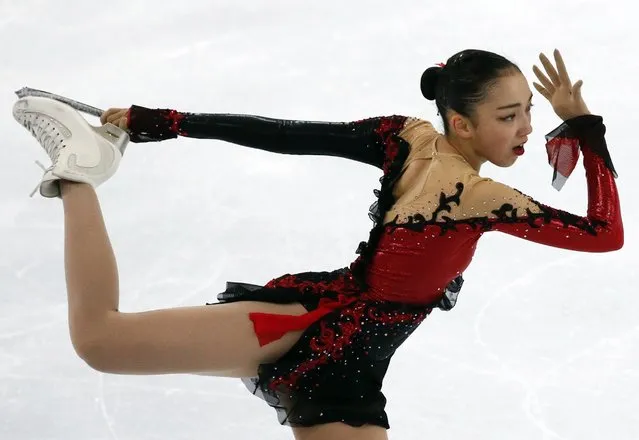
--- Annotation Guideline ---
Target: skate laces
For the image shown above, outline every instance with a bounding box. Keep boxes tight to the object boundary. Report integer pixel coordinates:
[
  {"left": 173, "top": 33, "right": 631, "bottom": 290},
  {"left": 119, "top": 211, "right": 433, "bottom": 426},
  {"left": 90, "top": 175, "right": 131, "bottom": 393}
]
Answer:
[
  {"left": 17, "top": 112, "right": 65, "bottom": 197},
  {"left": 22, "top": 113, "right": 65, "bottom": 161},
  {"left": 29, "top": 161, "right": 52, "bottom": 197}
]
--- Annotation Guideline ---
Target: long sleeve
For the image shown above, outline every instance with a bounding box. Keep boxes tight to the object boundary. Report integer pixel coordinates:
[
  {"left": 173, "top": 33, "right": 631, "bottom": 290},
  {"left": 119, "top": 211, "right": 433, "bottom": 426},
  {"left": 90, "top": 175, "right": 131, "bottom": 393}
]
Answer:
[
  {"left": 126, "top": 105, "right": 408, "bottom": 169},
  {"left": 463, "top": 115, "right": 623, "bottom": 252}
]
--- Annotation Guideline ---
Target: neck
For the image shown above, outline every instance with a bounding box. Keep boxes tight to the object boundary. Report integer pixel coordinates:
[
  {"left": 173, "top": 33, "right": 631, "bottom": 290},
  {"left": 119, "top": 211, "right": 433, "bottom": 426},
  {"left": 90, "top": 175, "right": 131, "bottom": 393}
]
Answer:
[{"left": 443, "top": 134, "right": 485, "bottom": 171}]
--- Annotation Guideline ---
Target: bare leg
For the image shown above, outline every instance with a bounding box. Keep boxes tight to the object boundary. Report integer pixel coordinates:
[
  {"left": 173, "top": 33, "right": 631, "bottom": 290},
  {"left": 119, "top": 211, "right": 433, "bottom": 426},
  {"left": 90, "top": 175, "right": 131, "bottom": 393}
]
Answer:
[
  {"left": 60, "top": 180, "right": 119, "bottom": 347},
  {"left": 292, "top": 423, "right": 388, "bottom": 440},
  {"left": 58, "top": 180, "right": 307, "bottom": 374}
]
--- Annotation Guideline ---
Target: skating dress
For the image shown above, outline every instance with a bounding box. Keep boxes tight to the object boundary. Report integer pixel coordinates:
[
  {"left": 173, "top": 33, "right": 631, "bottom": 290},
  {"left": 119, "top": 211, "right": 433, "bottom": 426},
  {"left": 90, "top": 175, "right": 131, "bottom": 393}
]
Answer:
[{"left": 125, "top": 106, "right": 622, "bottom": 429}]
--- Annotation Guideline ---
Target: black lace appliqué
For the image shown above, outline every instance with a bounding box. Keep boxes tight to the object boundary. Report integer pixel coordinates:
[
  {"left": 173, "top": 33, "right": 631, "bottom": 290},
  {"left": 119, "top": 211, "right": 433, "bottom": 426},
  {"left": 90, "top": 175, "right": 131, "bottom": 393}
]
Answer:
[
  {"left": 491, "top": 200, "right": 607, "bottom": 236},
  {"left": 384, "top": 183, "right": 608, "bottom": 238},
  {"left": 386, "top": 182, "right": 470, "bottom": 235},
  {"left": 348, "top": 125, "right": 465, "bottom": 311},
  {"left": 351, "top": 133, "right": 410, "bottom": 287}
]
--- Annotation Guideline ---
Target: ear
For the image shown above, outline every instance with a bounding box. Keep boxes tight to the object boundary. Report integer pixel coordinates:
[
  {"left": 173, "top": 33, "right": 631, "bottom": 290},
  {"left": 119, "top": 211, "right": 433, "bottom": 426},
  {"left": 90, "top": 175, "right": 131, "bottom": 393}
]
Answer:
[{"left": 450, "top": 113, "right": 474, "bottom": 139}]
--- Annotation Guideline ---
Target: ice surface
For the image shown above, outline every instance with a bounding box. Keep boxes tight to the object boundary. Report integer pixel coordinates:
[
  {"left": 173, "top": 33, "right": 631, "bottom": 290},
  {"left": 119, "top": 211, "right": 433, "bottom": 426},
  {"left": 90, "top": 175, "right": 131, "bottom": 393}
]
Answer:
[{"left": 1, "top": 1, "right": 638, "bottom": 438}]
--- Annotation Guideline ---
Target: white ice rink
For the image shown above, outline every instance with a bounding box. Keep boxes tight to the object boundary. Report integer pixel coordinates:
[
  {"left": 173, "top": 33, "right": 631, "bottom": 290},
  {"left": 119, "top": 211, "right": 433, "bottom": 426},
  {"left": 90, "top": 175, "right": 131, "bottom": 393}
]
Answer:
[{"left": 1, "top": 1, "right": 638, "bottom": 438}]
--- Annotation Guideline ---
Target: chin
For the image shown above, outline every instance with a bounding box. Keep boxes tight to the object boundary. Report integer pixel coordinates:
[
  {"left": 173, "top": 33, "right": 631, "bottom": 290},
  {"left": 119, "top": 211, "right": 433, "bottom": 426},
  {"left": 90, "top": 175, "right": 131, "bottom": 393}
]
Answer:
[
  {"left": 505, "top": 158, "right": 519, "bottom": 167},
  {"left": 491, "top": 157, "right": 518, "bottom": 168}
]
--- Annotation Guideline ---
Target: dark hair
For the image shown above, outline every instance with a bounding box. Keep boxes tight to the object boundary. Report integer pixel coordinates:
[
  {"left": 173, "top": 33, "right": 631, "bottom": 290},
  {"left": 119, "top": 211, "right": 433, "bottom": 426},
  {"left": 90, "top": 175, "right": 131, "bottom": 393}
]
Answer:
[{"left": 420, "top": 49, "right": 521, "bottom": 134}]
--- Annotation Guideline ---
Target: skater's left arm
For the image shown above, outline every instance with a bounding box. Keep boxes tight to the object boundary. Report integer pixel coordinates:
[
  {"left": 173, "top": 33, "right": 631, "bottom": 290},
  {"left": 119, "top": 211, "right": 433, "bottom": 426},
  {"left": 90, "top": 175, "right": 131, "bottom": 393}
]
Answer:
[
  {"left": 102, "top": 106, "right": 410, "bottom": 169},
  {"left": 465, "top": 49, "right": 622, "bottom": 253},
  {"left": 462, "top": 115, "right": 623, "bottom": 252}
]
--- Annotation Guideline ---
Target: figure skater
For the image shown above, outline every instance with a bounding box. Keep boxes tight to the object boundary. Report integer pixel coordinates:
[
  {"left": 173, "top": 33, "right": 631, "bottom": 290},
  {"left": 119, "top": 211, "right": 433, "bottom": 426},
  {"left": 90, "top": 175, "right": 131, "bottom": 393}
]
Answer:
[{"left": 13, "top": 49, "right": 622, "bottom": 440}]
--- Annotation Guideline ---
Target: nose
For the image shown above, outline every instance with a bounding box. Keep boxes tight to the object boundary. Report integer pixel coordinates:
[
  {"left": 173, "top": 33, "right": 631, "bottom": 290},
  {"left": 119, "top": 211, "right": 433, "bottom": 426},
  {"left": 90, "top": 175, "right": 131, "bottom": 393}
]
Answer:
[{"left": 519, "top": 118, "right": 533, "bottom": 136}]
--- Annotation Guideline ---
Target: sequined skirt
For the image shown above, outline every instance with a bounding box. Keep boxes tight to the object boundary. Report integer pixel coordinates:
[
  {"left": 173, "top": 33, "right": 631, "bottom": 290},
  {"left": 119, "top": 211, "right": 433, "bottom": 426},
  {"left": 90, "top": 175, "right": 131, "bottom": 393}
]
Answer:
[{"left": 213, "top": 267, "right": 433, "bottom": 429}]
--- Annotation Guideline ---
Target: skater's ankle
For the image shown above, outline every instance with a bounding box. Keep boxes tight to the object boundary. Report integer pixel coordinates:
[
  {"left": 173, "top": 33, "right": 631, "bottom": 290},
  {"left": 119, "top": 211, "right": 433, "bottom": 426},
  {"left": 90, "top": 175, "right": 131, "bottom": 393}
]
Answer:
[{"left": 60, "top": 180, "right": 91, "bottom": 196}]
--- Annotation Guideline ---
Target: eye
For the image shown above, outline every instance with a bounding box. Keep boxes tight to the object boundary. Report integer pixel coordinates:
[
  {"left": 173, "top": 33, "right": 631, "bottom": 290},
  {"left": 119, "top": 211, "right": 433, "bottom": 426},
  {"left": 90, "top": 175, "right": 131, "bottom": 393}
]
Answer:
[{"left": 500, "top": 103, "right": 534, "bottom": 122}]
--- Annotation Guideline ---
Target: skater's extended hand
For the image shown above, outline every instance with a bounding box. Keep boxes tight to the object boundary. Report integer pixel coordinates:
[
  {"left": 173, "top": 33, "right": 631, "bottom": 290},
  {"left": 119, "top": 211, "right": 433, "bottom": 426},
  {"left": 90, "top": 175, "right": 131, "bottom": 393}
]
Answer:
[
  {"left": 100, "top": 107, "right": 129, "bottom": 129},
  {"left": 532, "top": 49, "right": 591, "bottom": 121}
]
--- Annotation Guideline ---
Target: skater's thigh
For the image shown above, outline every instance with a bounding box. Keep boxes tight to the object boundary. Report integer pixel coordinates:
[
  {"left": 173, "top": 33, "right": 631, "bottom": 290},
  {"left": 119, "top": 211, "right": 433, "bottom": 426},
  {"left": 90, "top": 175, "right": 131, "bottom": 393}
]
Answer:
[
  {"left": 189, "top": 300, "right": 308, "bottom": 377},
  {"left": 293, "top": 423, "right": 388, "bottom": 440},
  {"left": 92, "top": 301, "right": 307, "bottom": 376}
]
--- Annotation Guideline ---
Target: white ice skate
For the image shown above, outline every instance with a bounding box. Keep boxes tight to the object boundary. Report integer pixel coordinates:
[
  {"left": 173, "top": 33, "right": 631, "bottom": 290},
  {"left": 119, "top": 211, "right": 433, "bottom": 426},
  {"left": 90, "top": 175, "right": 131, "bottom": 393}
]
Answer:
[{"left": 12, "top": 96, "right": 129, "bottom": 198}]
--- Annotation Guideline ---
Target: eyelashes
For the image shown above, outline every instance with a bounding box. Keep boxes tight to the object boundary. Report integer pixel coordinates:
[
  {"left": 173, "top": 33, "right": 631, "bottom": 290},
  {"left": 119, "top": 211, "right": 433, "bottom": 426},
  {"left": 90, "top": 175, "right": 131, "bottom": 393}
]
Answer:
[{"left": 500, "top": 104, "right": 534, "bottom": 121}]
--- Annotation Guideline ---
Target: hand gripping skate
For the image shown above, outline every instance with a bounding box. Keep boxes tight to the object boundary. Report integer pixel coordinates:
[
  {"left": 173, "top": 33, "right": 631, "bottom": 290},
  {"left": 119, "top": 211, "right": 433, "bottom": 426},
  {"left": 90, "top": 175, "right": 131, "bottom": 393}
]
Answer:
[{"left": 12, "top": 96, "right": 129, "bottom": 198}]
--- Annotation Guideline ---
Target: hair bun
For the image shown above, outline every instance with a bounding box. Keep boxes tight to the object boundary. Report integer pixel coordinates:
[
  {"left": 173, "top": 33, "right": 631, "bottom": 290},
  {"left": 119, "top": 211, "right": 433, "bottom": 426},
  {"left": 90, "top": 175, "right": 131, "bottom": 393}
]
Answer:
[{"left": 420, "top": 66, "right": 442, "bottom": 101}]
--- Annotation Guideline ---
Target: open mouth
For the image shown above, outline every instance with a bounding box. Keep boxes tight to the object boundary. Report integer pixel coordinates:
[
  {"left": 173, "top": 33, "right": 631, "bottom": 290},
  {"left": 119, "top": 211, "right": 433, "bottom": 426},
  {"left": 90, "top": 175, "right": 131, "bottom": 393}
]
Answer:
[{"left": 512, "top": 143, "right": 526, "bottom": 156}]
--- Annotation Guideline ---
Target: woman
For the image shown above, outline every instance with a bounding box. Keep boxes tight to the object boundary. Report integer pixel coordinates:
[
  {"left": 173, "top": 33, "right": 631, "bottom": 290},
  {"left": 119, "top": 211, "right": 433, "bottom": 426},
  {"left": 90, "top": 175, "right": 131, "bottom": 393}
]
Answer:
[{"left": 13, "top": 49, "right": 622, "bottom": 440}]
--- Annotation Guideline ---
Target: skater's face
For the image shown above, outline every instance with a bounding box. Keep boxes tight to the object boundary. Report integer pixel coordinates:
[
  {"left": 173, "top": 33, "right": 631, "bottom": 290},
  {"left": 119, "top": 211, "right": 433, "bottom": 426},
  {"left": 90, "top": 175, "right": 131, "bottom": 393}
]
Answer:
[{"left": 465, "top": 72, "right": 534, "bottom": 167}]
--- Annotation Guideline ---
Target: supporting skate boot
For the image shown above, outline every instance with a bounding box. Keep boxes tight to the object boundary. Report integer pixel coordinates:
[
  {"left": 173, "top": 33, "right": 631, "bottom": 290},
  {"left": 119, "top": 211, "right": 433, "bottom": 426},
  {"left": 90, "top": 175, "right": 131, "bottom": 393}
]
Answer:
[{"left": 12, "top": 96, "right": 130, "bottom": 198}]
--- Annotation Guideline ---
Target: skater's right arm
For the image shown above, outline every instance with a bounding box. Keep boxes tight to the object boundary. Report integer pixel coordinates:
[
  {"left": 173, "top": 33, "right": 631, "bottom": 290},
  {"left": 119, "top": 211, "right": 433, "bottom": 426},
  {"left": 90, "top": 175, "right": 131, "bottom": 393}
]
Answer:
[{"left": 107, "top": 105, "right": 413, "bottom": 169}]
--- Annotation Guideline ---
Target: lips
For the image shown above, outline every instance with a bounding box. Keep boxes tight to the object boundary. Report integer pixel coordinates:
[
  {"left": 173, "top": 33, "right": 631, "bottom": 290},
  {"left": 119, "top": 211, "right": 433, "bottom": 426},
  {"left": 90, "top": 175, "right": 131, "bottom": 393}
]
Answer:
[
  {"left": 513, "top": 139, "right": 527, "bottom": 156},
  {"left": 513, "top": 145, "right": 525, "bottom": 156}
]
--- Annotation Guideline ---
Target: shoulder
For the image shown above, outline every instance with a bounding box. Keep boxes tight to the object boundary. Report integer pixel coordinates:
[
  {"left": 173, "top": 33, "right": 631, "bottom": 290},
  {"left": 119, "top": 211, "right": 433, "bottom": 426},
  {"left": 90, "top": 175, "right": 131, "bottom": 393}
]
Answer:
[
  {"left": 400, "top": 117, "right": 439, "bottom": 137},
  {"left": 459, "top": 175, "right": 543, "bottom": 218},
  {"left": 398, "top": 117, "right": 440, "bottom": 152}
]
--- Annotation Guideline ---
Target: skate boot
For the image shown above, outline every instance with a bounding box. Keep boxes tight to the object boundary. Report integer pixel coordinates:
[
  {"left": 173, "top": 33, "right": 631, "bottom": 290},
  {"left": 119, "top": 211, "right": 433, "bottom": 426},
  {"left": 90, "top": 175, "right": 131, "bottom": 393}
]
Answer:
[{"left": 12, "top": 96, "right": 129, "bottom": 198}]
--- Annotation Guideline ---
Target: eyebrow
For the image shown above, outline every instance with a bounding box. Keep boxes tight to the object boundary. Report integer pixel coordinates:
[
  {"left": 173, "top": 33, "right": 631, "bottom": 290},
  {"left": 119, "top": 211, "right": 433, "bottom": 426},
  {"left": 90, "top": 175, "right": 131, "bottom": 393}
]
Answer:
[{"left": 497, "top": 93, "right": 534, "bottom": 110}]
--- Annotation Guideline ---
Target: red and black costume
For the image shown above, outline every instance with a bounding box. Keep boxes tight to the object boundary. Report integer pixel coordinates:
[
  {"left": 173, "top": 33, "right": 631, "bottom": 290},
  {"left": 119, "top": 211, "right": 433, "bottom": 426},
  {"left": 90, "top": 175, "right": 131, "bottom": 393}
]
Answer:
[{"left": 126, "top": 106, "right": 623, "bottom": 429}]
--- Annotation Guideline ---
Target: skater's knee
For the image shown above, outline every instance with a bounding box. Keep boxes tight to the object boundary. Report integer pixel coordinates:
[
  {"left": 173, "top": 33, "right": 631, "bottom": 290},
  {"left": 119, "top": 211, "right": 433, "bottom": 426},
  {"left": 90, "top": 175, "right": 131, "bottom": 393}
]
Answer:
[
  {"left": 71, "top": 333, "right": 110, "bottom": 372},
  {"left": 69, "top": 313, "right": 121, "bottom": 373}
]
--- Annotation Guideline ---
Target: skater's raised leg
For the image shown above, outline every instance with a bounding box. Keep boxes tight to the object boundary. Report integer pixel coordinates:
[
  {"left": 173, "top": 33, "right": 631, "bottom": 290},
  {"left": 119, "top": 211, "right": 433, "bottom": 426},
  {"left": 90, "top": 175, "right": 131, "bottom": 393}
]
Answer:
[
  {"left": 57, "top": 180, "right": 309, "bottom": 375},
  {"left": 13, "top": 96, "right": 309, "bottom": 376}
]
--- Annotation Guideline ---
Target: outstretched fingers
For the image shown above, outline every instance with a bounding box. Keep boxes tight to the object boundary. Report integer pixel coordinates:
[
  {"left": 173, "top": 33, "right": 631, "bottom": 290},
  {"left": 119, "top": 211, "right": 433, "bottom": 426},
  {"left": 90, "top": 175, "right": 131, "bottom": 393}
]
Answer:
[
  {"left": 532, "top": 49, "right": 571, "bottom": 102},
  {"left": 539, "top": 52, "right": 561, "bottom": 86},
  {"left": 532, "top": 81, "right": 552, "bottom": 101},
  {"left": 533, "top": 64, "right": 554, "bottom": 96},
  {"left": 572, "top": 79, "right": 585, "bottom": 101},
  {"left": 553, "top": 49, "right": 572, "bottom": 86}
]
